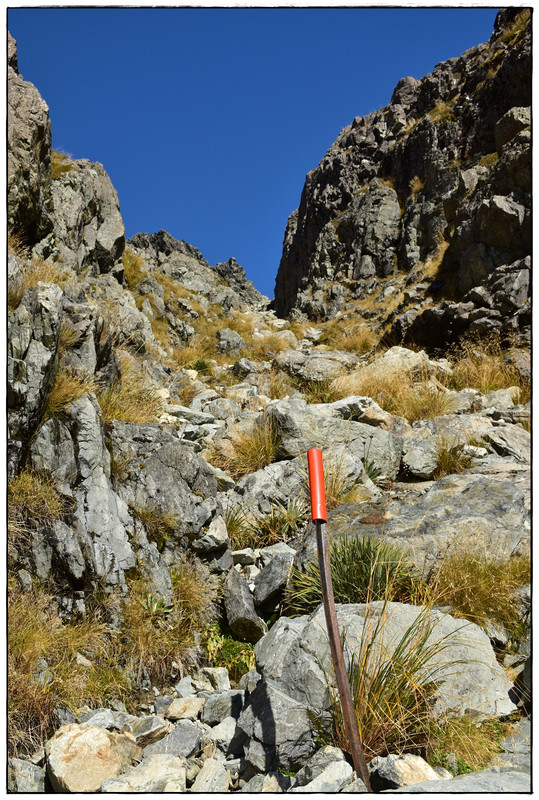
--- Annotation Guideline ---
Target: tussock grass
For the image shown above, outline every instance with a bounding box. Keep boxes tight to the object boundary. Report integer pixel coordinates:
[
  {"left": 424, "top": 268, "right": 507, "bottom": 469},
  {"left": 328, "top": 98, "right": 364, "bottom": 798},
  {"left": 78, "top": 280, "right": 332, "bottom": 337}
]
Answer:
[
  {"left": 285, "top": 534, "right": 425, "bottom": 617},
  {"left": 8, "top": 254, "right": 68, "bottom": 310},
  {"left": 8, "top": 229, "right": 31, "bottom": 259},
  {"left": 433, "top": 552, "right": 530, "bottom": 638},
  {"left": 321, "top": 600, "right": 460, "bottom": 760},
  {"left": 332, "top": 366, "right": 454, "bottom": 423},
  {"left": 8, "top": 581, "right": 124, "bottom": 757},
  {"left": 223, "top": 506, "right": 253, "bottom": 550},
  {"left": 427, "top": 716, "right": 513, "bottom": 775},
  {"left": 300, "top": 379, "right": 342, "bottom": 405},
  {"left": 8, "top": 469, "right": 66, "bottom": 562},
  {"left": 130, "top": 505, "right": 178, "bottom": 551},
  {"left": 444, "top": 337, "right": 529, "bottom": 401},
  {"left": 409, "top": 175, "right": 424, "bottom": 198},
  {"left": 496, "top": 8, "right": 531, "bottom": 44},
  {"left": 267, "top": 369, "right": 295, "bottom": 400},
  {"left": 58, "top": 320, "right": 83, "bottom": 355},
  {"left": 45, "top": 368, "right": 97, "bottom": 419},
  {"left": 318, "top": 319, "right": 378, "bottom": 355},
  {"left": 208, "top": 414, "right": 281, "bottom": 481},
  {"left": 122, "top": 248, "right": 147, "bottom": 288},
  {"left": 121, "top": 556, "right": 219, "bottom": 684},
  {"left": 432, "top": 437, "right": 474, "bottom": 480},
  {"left": 225, "top": 498, "right": 308, "bottom": 551},
  {"left": 8, "top": 555, "right": 220, "bottom": 756},
  {"left": 96, "top": 352, "right": 162, "bottom": 424}
]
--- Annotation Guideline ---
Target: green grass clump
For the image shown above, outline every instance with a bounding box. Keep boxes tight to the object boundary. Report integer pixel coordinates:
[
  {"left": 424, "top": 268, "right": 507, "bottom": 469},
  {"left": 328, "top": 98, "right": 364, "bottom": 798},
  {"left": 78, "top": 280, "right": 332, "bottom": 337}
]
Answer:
[
  {"left": 285, "top": 534, "right": 424, "bottom": 617},
  {"left": 224, "top": 498, "right": 308, "bottom": 551},
  {"left": 204, "top": 623, "right": 256, "bottom": 683}
]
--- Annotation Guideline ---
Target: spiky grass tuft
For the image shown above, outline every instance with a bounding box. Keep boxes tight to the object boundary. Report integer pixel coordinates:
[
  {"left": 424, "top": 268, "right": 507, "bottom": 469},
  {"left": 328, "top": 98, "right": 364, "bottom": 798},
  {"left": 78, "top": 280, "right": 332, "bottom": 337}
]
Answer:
[{"left": 285, "top": 534, "right": 425, "bottom": 617}]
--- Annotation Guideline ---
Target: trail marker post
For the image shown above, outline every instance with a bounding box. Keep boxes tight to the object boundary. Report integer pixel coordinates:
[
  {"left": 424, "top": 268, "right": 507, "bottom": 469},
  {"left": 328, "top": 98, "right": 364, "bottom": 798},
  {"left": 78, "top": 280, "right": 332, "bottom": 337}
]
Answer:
[{"left": 307, "top": 448, "right": 373, "bottom": 792}]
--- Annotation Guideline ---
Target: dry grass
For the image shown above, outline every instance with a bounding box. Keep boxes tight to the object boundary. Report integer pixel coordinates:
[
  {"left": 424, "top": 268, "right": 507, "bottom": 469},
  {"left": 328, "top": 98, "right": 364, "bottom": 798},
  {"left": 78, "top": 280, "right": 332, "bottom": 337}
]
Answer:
[
  {"left": 323, "top": 599, "right": 460, "bottom": 760},
  {"left": 267, "top": 369, "right": 295, "bottom": 400},
  {"left": 409, "top": 175, "right": 424, "bottom": 198},
  {"left": 58, "top": 320, "right": 83, "bottom": 356},
  {"left": 96, "top": 352, "right": 162, "bottom": 424},
  {"left": 8, "top": 552, "right": 220, "bottom": 756},
  {"left": 8, "top": 580, "right": 124, "bottom": 757},
  {"left": 51, "top": 150, "right": 74, "bottom": 179},
  {"left": 496, "top": 8, "right": 531, "bottom": 44},
  {"left": 426, "top": 716, "right": 514, "bottom": 775},
  {"left": 8, "top": 253, "right": 68, "bottom": 310},
  {"left": 300, "top": 379, "right": 342, "bottom": 405},
  {"left": 208, "top": 414, "right": 281, "bottom": 481},
  {"left": 130, "top": 506, "right": 179, "bottom": 551},
  {"left": 8, "top": 469, "right": 66, "bottom": 563},
  {"left": 444, "top": 337, "right": 529, "bottom": 401},
  {"left": 332, "top": 366, "right": 455, "bottom": 423},
  {"left": 433, "top": 552, "right": 530, "bottom": 637},
  {"left": 121, "top": 556, "right": 219, "bottom": 683},
  {"left": 432, "top": 438, "right": 474, "bottom": 480},
  {"left": 45, "top": 369, "right": 97, "bottom": 419},
  {"left": 319, "top": 319, "right": 378, "bottom": 355},
  {"left": 122, "top": 248, "right": 147, "bottom": 288}
]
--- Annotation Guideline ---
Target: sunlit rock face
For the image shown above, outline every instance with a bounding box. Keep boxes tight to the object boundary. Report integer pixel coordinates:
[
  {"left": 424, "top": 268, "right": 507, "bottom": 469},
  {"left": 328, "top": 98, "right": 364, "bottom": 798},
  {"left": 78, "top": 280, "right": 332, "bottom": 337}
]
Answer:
[{"left": 274, "top": 9, "right": 530, "bottom": 348}]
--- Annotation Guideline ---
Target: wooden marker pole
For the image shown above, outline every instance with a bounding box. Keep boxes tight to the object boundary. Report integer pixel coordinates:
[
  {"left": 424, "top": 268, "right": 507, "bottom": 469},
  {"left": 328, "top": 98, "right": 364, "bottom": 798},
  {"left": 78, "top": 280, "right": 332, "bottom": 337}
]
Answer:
[{"left": 307, "top": 448, "right": 372, "bottom": 792}]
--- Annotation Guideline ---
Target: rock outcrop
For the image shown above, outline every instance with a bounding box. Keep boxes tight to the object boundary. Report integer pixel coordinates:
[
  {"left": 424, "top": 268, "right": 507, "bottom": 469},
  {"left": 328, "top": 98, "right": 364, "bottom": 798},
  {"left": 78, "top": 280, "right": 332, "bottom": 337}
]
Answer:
[
  {"left": 7, "top": 32, "right": 53, "bottom": 242},
  {"left": 274, "top": 9, "right": 531, "bottom": 347}
]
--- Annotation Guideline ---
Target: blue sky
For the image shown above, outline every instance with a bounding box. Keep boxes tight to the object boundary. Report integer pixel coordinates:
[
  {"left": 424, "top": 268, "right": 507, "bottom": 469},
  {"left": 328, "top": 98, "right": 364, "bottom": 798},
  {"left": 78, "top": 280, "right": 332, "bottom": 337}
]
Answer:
[{"left": 8, "top": 7, "right": 500, "bottom": 299}]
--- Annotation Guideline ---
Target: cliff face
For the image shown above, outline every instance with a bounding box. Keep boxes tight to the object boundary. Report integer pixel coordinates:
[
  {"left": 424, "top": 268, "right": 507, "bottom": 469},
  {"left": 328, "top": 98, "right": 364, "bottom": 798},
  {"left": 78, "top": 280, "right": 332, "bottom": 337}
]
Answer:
[{"left": 274, "top": 9, "right": 531, "bottom": 349}]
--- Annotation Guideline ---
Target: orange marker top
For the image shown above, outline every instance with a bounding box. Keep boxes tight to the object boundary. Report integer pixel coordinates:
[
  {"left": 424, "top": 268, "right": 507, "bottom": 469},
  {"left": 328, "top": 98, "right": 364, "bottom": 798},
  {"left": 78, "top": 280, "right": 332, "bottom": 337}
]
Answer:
[{"left": 307, "top": 448, "right": 327, "bottom": 522}]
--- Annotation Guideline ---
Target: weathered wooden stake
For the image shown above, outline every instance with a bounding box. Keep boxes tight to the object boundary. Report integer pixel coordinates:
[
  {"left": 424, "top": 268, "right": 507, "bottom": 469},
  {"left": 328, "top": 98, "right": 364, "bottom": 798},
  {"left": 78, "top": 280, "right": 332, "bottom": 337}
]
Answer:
[{"left": 307, "top": 448, "right": 373, "bottom": 792}]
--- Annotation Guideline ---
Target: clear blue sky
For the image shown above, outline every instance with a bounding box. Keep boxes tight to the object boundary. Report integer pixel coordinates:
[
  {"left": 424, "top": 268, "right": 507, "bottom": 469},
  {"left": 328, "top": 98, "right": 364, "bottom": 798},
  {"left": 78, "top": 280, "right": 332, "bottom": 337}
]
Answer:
[{"left": 8, "top": 7, "right": 499, "bottom": 299}]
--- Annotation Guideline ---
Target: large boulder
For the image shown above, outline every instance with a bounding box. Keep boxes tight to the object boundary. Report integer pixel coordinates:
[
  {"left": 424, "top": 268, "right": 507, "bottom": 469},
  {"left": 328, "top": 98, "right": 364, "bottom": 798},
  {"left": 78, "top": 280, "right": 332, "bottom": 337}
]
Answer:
[
  {"left": 388, "top": 766, "right": 530, "bottom": 793},
  {"left": 266, "top": 396, "right": 403, "bottom": 482},
  {"left": 45, "top": 724, "right": 139, "bottom": 793},
  {"left": 101, "top": 753, "right": 187, "bottom": 793},
  {"left": 273, "top": 348, "right": 359, "bottom": 383},
  {"left": 243, "top": 602, "right": 516, "bottom": 772},
  {"left": 108, "top": 421, "right": 221, "bottom": 558}
]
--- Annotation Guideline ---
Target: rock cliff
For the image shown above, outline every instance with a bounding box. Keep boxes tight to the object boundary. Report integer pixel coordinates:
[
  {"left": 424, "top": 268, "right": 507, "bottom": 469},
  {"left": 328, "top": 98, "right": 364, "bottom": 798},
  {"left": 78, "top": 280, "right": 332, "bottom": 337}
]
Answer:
[{"left": 274, "top": 9, "right": 531, "bottom": 349}]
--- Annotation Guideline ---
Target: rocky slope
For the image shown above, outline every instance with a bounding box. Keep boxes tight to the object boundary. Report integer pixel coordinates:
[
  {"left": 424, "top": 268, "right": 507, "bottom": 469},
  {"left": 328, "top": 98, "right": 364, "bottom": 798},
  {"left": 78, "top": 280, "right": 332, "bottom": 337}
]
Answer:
[
  {"left": 274, "top": 8, "right": 531, "bottom": 350},
  {"left": 7, "top": 15, "right": 530, "bottom": 794}
]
